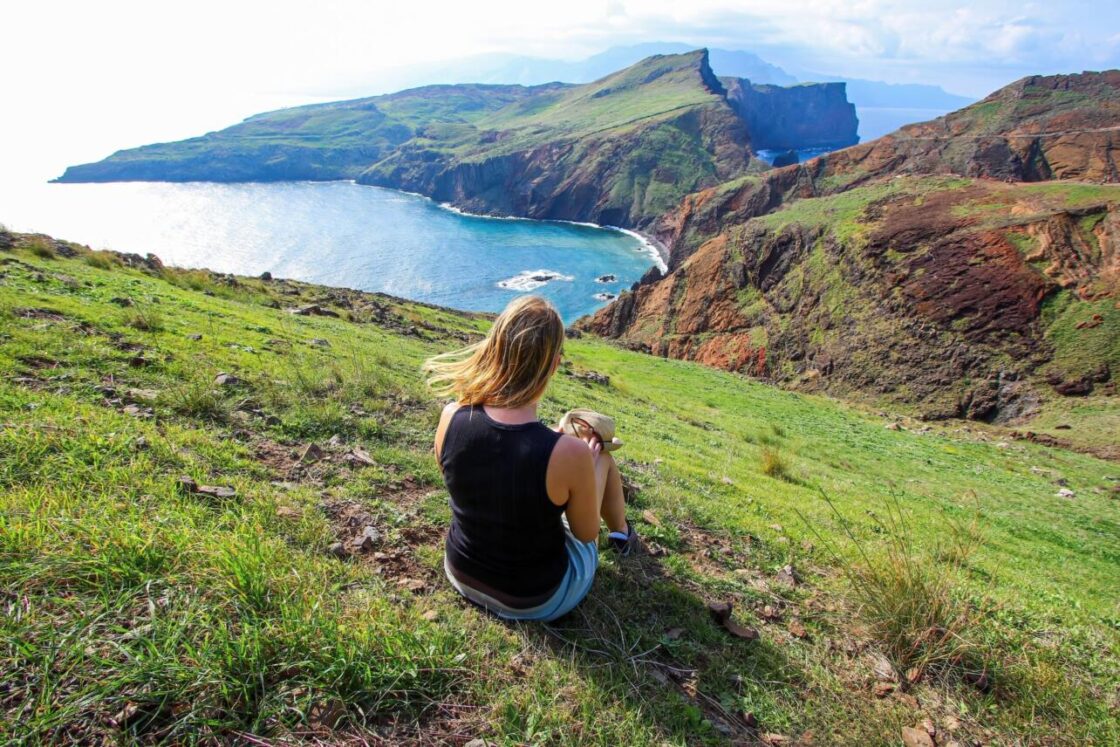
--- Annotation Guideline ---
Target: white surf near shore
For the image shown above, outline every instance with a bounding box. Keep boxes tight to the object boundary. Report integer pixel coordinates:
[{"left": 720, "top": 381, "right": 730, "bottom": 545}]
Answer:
[
  {"left": 497, "top": 269, "right": 575, "bottom": 292},
  {"left": 432, "top": 198, "right": 669, "bottom": 273}
]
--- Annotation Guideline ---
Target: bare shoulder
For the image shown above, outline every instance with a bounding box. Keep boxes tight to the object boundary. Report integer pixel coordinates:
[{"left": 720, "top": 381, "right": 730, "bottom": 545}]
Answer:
[
  {"left": 546, "top": 433, "right": 591, "bottom": 506},
  {"left": 551, "top": 434, "right": 591, "bottom": 467},
  {"left": 434, "top": 401, "right": 462, "bottom": 463}
]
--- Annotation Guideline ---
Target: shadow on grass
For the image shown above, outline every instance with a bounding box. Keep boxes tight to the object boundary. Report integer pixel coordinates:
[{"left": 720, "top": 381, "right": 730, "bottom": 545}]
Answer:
[{"left": 488, "top": 546, "right": 805, "bottom": 744}]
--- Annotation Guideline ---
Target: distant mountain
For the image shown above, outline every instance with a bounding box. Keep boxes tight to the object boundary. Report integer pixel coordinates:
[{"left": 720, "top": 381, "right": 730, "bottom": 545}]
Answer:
[
  {"left": 339, "top": 43, "right": 971, "bottom": 121},
  {"left": 581, "top": 71, "right": 1120, "bottom": 421},
  {"left": 58, "top": 51, "right": 763, "bottom": 230},
  {"left": 334, "top": 43, "right": 798, "bottom": 95}
]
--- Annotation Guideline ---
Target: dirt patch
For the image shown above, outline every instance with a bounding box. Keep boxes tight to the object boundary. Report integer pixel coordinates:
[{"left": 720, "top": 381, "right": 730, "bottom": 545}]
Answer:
[
  {"left": 1010, "top": 429, "right": 1120, "bottom": 461},
  {"left": 16, "top": 355, "right": 61, "bottom": 371},
  {"left": 320, "top": 484, "right": 445, "bottom": 594},
  {"left": 275, "top": 700, "right": 485, "bottom": 746},
  {"left": 253, "top": 439, "right": 306, "bottom": 480},
  {"left": 12, "top": 307, "right": 67, "bottom": 321}
]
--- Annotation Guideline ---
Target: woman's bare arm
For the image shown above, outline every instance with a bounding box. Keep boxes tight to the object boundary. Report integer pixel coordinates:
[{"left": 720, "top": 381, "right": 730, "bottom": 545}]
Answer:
[
  {"left": 547, "top": 432, "right": 602, "bottom": 542},
  {"left": 433, "top": 401, "right": 460, "bottom": 472}
]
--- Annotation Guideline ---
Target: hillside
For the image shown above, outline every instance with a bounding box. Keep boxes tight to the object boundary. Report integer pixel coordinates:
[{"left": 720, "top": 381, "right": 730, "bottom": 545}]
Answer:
[
  {"left": 2, "top": 231, "right": 1118, "bottom": 745},
  {"left": 585, "top": 72, "right": 1120, "bottom": 425},
  {"left": 55, "top": 51, "right": 755, "bottom": 230},
  {"left": 54, "top": 51, "right": 862, "bottom": 232}
]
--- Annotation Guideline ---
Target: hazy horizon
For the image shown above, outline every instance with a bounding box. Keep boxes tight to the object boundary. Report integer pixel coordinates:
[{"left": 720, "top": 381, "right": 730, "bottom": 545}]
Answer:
[{"left": 3, "top": 1, "right": 1117, "bottom": 185}]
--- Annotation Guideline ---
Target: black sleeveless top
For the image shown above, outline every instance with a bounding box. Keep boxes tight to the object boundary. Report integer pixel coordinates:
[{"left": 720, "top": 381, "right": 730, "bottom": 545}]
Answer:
[{"left": 442, "top": 406, "right": 567, "bottom": 600}]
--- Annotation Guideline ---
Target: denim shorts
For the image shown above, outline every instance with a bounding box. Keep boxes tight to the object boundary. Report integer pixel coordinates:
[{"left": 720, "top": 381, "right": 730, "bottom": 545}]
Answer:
[{"left": 444, "top": 524, "right": 599, "bottom": 622}]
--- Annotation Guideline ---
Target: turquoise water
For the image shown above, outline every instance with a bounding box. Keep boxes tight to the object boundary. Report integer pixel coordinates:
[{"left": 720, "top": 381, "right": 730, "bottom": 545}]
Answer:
[{"left": 0, "top": 180, "right": 659, "bottom": 323}]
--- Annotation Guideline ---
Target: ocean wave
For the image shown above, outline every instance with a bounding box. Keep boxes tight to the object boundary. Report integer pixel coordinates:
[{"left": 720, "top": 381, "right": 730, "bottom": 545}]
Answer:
[{"left": 497, "top": 269, "right": 575, "bottom": 292}]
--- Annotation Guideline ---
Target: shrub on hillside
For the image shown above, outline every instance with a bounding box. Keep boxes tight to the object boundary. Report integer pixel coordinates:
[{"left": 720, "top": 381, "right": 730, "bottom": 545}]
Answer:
[
  {"left": 125, "top": 303, "right": 165, "bottom": 333},
  {"left": 84, "top": 250, "right": 120, "bottom": 269},
  {"left": 162, "top": 377, "right": 230, "bottom": 422},
  {"left": 27, "top": 237, "right": 55, "bottom": 259},
  {"left": 760, "top": 446, "right": 792, "bottom": 480},
  {"left": 805, "top": 493, "right": 983, "bottom": 675}
]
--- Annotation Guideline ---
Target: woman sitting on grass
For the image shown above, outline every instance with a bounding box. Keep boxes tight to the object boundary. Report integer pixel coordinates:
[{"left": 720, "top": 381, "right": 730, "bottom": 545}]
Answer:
[{"left": 423, "top": 295, "right": 636, "bottom": 622}]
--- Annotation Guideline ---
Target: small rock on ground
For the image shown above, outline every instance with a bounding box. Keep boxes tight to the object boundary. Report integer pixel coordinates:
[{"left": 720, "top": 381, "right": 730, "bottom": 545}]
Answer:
[
  {"left": 774, "top": 564, "right": 799, "bottom": 587},
  {"left": 901, "top": 726, "right": 934, "bottom": 747},
  {"left": 214, "top": 372, "right": 242, "bottom": 387},
  {"left": 300, "top": 443, "right": 325, "bottom": 463}
]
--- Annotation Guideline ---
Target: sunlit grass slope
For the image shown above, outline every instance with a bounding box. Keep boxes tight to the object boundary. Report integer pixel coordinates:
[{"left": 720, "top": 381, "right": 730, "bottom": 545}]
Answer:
[{"left": 1, "top": 234, "right": 1117, "bottom": 745}]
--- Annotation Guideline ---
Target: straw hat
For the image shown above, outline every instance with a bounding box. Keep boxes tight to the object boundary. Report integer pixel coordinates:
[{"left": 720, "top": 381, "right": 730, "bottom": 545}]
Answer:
[{"left": 559, "top": 409, "right": 623, "bottom": 452}]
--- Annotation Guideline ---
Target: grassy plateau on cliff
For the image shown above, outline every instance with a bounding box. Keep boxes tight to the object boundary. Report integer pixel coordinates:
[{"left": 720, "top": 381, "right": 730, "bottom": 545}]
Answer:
[
  {"left": 55, "top": 51, "right": 754, "bottom": 229},
  {"left": 1, "top": 234, "right": 1118, "bottom": 745}
]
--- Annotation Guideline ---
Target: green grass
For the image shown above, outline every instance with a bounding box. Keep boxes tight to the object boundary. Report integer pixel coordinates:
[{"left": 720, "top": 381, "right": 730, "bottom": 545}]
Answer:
[{"left": 1, "top": 238, "right": 1118, "bottom": 745}]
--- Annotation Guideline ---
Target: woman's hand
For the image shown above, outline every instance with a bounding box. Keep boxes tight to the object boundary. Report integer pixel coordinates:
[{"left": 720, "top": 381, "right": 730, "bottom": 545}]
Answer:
[{"left": 581, "top": 430, "right": 603, "bottom": 460}]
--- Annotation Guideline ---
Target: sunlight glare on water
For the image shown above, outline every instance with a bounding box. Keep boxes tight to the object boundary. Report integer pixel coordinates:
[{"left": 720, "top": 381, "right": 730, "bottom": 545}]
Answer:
[{"left": 0, "top": 180, "right": 658, "bottom": 323}]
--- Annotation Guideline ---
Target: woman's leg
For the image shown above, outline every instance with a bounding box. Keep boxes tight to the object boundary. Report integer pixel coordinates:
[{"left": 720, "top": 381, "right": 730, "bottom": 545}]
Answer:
[{"left": 594, "top": 452, "right": 627, "bottom": 534}]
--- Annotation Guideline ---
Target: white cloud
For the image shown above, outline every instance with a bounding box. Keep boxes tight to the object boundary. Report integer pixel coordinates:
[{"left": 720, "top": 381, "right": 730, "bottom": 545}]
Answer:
[{"left": 1, "top": 0, "right": 1116, "bottom": 182}]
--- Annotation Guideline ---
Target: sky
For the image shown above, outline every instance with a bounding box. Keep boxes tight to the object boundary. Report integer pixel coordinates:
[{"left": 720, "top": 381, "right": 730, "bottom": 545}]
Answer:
[{"left": 2, "top": 0, "right": 1118, "bottom": 183}]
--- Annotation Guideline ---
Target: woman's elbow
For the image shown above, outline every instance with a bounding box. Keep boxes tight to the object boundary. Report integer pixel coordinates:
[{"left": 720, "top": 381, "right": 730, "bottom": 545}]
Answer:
[{"left": 569, "top": 521, "right": 599, "bottom": 543}]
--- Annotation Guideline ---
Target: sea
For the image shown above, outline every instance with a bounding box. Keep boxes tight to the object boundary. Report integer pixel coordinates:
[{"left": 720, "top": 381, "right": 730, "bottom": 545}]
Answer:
[
  {"left": 0, "top": 107, "right": 948, "bottom": 324},
  {"left": 0, "top": 179, "right": 663, "bottom": 324},
  {"left": 754, "top": 106, "right": 952, "bottom": 165}
]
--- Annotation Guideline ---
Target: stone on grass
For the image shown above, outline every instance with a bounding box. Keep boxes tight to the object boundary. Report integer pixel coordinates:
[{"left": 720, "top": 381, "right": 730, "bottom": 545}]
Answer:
[
  {"left": 901, "top": 726, "right": 934, "bottom": 747},
  {"left": 707, "top": 600, "right": 760, "bottom": 640},
  {"left": 872, "top": 653, "right": 897, "bottom": 682},
  {"left": 351, "top": 526, "right": 381, "bottom": 553},
  {"left": 300, "top": 443, "right": 324, "bottom": 463},
  {"left": 345, "top": 447, "right": 376, "bottom": 467},
  {"left": 761, "top": 734, "right": 791, "bottom": 746},
  {"left": 288, "top": 304, "right": 339, "bottom": 318},
  {"left": 195, "top": 484, "right": 236, "bottom": 499},
  {"left": 214, "top": 372, "right": 242, "bottom": 387},
  {"left": 774, "top": 564, "right": 800, "bottom": 587}
]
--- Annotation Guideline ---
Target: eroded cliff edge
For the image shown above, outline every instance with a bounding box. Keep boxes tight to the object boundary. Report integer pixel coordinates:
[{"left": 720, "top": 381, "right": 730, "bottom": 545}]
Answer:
[{"left": 581, "top": 72, "right": 1120, "bottom": 422}]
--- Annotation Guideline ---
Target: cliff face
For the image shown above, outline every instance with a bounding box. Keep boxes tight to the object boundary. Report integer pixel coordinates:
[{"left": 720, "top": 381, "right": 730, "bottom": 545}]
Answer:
[
  {"left": 723, "top": 78, "right": 859, "bottom": 150},
  {"left": 584, "top": 71, "right": 1120, "bottom": 420},
  {"left": 362, "top": 101, "right": 750, "bottom": 228},
  {"left": 650, "top": 71, "right": 1120, "bottom": 271},
  {"left": 355, "top": 51, "right": 751, "bottom": 230},
  {"left": 58, "top": 51, "right": 753, "bottom": 231}
]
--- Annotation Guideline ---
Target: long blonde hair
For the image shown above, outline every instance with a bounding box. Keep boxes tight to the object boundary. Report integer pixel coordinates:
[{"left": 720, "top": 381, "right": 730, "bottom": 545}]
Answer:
[{"left": 423, "top": 295, "right": 564, "bottom": 408}]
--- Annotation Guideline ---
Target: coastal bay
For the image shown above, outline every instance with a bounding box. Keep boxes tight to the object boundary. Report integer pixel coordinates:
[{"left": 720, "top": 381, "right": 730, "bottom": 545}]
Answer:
[{"left": 0, "top": 179, "right": 658, "bottom": 323}]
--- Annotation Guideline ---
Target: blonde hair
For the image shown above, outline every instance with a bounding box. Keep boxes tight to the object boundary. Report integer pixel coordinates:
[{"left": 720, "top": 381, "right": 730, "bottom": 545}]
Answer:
[{"left": 423, "top": 295, "right": 565, "bottom": 408}]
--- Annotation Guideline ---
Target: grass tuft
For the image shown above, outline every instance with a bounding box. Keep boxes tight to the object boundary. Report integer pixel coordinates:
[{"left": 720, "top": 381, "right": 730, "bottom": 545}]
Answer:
[
  {"left": 84, "top": 250, "right": 120, "bottom": 269},
  {"left": 27, "top": 237, "right": 55, "bottom": 259},
  {"left": 161, "top": 376, "right": 231, "bottom": 422},
  {"left": 760, "top": 446, "right": 792, "bottom": 481},
  {"left": 125, "top": 303, "right": 165, "bottom": 332},
  {"left": 806, "top": 492, "right": 981, "bottom": 674}
]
